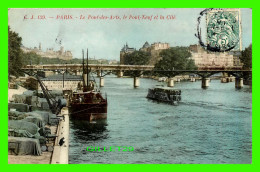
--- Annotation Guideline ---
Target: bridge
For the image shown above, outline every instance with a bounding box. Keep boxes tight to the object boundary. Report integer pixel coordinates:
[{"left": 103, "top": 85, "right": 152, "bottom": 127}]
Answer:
[
  {"left": 22, "top": 64, "right": 154, "bottom": 71},
  {"left": 21, "top": 64, "right": 251, "bottom": 89}
]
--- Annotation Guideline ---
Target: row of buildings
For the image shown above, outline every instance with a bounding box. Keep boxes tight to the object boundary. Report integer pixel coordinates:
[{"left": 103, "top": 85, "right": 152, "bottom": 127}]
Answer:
[
  {"left": 21, "top": 43, "right": 119, "bottom": 64},
  {"left": 120, "top": 42, "right": 243, "bottom": 68},
  {"left": 21, "top": 43, "right": 73, "bottom": 60},
  {"left": 189, "top": 44, "right": 242, "bottom": 68}
]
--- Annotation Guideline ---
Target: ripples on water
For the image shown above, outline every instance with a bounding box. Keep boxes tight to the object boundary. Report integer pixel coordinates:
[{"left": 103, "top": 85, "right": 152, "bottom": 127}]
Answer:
[{"left": 69, "top": 76, "right": 252, "bottom": 164}]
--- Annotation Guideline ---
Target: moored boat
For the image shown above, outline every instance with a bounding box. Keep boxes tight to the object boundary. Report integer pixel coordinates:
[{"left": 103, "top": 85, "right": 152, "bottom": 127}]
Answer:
[{"left": 68, "top": 49, "right": 107, "bottom": 121}]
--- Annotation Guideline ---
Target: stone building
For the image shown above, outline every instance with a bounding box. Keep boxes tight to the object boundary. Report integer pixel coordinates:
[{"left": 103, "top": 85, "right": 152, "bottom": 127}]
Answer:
[
  {"left": 21, "top": 43, "right": 73, "bottom": 60},
  {"left": 120, "top": 43, "right": 136, "bottom": 64},
  {"left": 24, "top": 72, "right": 82, "bottom": 91},
  {"left": 120, "top": 41, "right": 170, "bottom": 65},
  {"left": 189, "top": 44, "right": 242, "bottom": 68},
  {"left": 40, "top": 74, "right": 82, "bottom": 91},
  {"left": 140, "top": 42, "right": 170, "bottom": 65}
]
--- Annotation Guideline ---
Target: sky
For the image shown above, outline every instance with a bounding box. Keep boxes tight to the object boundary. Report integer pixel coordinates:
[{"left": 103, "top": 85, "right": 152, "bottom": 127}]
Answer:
[{"left": 8, "top": 8, "right": 252, "bottom": 60}]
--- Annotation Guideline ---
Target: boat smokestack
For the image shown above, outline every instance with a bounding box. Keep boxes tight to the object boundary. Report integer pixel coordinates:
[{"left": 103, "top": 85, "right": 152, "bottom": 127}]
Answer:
[
  {"left": 82, "top": 49, "right": 88, "bottom": 88},
  {"left": 87, "top": 49, "right": 89, "bottom": 87}
]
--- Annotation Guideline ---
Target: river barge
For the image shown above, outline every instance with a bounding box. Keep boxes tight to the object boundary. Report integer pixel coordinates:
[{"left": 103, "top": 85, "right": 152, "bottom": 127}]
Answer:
[{"left": 147, "top": 87, "right": 181, "bottom": 104}]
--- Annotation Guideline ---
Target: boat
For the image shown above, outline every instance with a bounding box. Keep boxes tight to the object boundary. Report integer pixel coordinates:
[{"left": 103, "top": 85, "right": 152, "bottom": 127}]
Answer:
[
  {"left": 147, "top": 87, "right": 181, "bottom": 105},
  {"left": 68, "top": 49, "right": 107, "bottom": 121}
]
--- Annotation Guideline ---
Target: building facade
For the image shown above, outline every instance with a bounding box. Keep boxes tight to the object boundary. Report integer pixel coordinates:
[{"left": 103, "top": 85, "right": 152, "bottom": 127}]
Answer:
[
  {"left": 40, "top": 74, "right": 82, "bottom": 90},
  {"left": 120, "top": 41, "right": 170, "bottom": 65},
  {"left": 140, "top": 42, "right": 170, "bottom": 65},
  {"left": 22, "top": 72, "right": 82, "bottom": 91},
  {"left": 21, "top": 43, "right": 73, "bottom": 60},
  {"left": 120, "top": 43, "right": 136, "bottom": 64},
  {"left": 189, "top": 44, "right": 242, "bottom": 68}
]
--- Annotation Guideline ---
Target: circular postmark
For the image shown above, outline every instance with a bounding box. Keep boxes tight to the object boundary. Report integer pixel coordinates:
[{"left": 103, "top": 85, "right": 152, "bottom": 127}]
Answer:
[{"left": 196, "top": 8, "right": 240, "bottom": 52}]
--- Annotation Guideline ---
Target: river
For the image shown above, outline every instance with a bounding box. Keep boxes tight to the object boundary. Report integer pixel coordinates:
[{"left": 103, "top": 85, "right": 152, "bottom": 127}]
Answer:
[{"left": 69, "top": 75, "right": 252, "bottom": 164}]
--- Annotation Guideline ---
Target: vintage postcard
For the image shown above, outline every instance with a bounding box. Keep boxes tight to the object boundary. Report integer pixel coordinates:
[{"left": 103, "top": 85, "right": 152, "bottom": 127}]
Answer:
[{"left": 8, "top": 8, "right": 252, "bottom": 164}]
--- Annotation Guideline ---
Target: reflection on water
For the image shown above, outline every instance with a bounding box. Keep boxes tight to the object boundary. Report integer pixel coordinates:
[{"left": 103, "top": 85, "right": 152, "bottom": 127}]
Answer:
[
  {"left": 69, "top": 75, "right": 252, "bottom": 164},
  {"left": 70, "top": 119, "right": 108, "bottom": 142}
]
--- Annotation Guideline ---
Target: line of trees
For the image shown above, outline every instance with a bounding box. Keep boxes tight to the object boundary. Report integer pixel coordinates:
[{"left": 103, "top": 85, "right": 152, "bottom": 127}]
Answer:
[{"left": 8, "top": 26, "right": 23, "bottom": 77}]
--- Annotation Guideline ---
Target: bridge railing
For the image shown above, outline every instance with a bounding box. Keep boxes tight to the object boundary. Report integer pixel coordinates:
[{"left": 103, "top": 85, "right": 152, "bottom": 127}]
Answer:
[{"left": 21, "top": 64, "right": 250, "bottom": 72}]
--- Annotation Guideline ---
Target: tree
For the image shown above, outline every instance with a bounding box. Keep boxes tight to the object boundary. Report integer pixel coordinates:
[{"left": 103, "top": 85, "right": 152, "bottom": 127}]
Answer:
[
  {"left": 8, "top": 26, "right": 23, "bottom": 77},
  {"left": 240, "top": 44, "right": 252, "bottom": 69},
  {"left": 22, "top": 52, "right": 41, "bottom": 65},
  {"left": 155, "top": 46, "right": 197, "bottom": 71},
  {"left": 124, "top": 50, "right": 151, "bottom": 65},
  {"left": 123, "top": 50, "right": 151, "bottom": 77}
]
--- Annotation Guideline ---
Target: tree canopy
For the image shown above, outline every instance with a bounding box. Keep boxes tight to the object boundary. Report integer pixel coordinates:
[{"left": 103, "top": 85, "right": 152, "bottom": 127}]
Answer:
[
  {"left": 240, "top": 44, "right": 252, "bottom": 69},
  {"left": 155, "top": 47, "right": 197, "bottom": 71},
  {"left": 124, "top": 50, "right": 151, "bottom": 65},
  {"left": 123, "top": 50, "right": 151, "bottom": 77},
  {"left": 8, "top": 26, "right": 23, "bottom": 77}
]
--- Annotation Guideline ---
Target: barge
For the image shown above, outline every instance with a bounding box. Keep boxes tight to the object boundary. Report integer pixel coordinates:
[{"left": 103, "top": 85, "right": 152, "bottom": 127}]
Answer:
[{"left": 147, "top": 87, "right": 181, "bottom": 104}]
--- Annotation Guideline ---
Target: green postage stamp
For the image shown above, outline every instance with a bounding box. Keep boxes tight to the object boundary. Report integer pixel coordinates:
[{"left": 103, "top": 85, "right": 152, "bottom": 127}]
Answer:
[{"left": 206, "top": 9, "right": 242, "bottom": 52}]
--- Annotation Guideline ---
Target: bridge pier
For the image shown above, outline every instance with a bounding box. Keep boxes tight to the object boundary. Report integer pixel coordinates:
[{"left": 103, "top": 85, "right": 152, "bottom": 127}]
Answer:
[
  {"left": 134, "top": 77, "right": 140, "bottom": 88},
  {"left": 97, "top": 70, "right": 101, "bottom": 77},
  {"left": 117, "top": 70, "right": 123, "bottom": 78},
  {"left": 235, "top": 77, "right": 243, "bottom": 89},
  {"left": 100, "top": 77, "right": 104, "bottom": 87},
  {"left": 201, "top": 77, "right": 210, "bottom": 88},
  {"left": 168, "top": 78, "right": 174, "bottom": 87}
]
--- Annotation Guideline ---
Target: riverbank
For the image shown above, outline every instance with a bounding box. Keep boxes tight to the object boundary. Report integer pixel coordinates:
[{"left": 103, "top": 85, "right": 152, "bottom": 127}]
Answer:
[
  {"left": 8, "top": 84, "right": 69, "bottom": 164},
  {"left": 51, "top": 107, "right": 69, "bottom": 164},
  {"left": 8, "top": 108, "right": 69, "bottom": 164}
]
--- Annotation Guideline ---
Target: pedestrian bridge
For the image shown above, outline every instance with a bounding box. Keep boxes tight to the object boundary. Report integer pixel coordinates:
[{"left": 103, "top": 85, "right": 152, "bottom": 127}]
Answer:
[
  {"left": 22, "top": 64, "right": 245, "bottom": 72},
  {"left": 22, "top": 64, "right": 155, "bottom": 71},
  {"left": 21, "top": 64, "right": 251, "bottom": 89}
]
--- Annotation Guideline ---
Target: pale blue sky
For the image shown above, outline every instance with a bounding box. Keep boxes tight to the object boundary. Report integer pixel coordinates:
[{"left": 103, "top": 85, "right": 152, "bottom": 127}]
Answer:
[{"left": 8, "top": 8, "right": 252, "bottom": 60}]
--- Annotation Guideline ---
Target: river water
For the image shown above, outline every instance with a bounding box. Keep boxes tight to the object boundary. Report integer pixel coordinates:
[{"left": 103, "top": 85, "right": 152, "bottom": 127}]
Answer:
[{"left": 69, "top": 75, "right": 252, "bottom": 164}]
